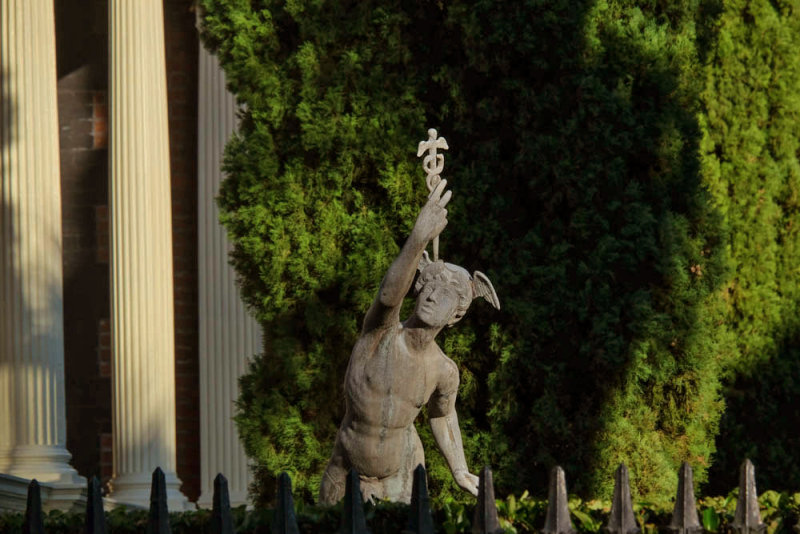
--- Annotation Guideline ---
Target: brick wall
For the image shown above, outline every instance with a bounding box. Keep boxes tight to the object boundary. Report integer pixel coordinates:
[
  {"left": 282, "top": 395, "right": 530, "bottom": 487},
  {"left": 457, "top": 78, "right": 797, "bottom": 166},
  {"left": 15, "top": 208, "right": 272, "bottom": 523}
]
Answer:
[
  {"left": 164, "top": 0, "right": 200, "bottom": 502},
  {"left": 56, "top": 0, "right": 112, "bottom": 487}
]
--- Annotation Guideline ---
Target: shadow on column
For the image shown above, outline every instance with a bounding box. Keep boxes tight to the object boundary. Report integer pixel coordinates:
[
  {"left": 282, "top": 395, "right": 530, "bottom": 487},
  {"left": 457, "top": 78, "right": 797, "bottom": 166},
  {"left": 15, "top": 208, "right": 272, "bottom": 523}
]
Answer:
[{"left": 0, "top": 66, "right": 18, "bottom": 468}]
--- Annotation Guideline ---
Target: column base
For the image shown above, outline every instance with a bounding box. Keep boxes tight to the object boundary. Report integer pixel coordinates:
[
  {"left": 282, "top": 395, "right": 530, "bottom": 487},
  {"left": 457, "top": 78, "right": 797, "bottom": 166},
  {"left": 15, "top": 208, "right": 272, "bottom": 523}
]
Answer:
[
  {"left": 107, "top": 470, "right": 192, "bottom": 511},
  {"left": 0, "top": 445, "right": 87, "bottom": 512},
  {"left": 0, "top": 473, "right": 87, "bottom": 513},
  {"left": 0, "top": 444, "right": 86, "bottom": 486}
]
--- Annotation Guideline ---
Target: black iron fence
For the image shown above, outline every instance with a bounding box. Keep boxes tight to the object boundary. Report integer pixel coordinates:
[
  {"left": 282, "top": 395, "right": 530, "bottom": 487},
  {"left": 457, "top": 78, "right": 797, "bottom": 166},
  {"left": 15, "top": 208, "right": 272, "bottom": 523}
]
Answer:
[{"left": 17, "top": 460, "right": 766, "bottom": 534}]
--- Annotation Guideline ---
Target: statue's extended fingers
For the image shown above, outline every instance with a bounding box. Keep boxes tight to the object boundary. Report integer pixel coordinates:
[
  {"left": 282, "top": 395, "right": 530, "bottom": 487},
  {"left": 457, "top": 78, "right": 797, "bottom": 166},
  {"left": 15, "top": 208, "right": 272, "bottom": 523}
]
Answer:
[
  {"left": 428, "top": 178, "right": 447, "bottom": 201},
  {"left": 438, "top": 190, "right": 452, "bottom": 208}
]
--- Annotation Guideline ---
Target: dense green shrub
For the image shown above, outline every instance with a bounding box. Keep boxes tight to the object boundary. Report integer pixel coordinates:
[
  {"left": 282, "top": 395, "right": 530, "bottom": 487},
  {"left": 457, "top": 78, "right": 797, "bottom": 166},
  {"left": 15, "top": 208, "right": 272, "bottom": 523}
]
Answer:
[
  {"left": 442, "top": 0, "right": 729, "bottom": 502},
  {"left": 698, "top": 0, "right": 800, "bottom": 493},
  {"left": 199, "top": 0, "right": 800, "bottom": 506},
  {"left": 199, "top": 0, "right": 438, "bottom": 504}
]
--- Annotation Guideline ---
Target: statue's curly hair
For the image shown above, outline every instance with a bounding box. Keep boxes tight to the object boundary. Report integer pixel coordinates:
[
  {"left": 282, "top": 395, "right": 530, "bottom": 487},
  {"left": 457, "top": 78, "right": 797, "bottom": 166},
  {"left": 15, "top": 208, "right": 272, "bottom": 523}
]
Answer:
[{"left": 413, "top": 260, "right": 473, "bottom": 326}]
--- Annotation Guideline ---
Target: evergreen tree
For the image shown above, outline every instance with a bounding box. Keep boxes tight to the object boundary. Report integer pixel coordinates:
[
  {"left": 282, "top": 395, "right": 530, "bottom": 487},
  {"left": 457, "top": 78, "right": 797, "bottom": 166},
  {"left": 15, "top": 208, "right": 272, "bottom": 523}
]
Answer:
[
  {"left": 199, "top": 0, "right": 800, "bottom": 505},
  {"left": 441, "top": 0, "right": 729, "bottom": 500},
  {"left": 699, "top": 0, "right": 800, "bottom": 493},
  {"left": 200, "top": 0, "right": 439, "bottom": 503}
]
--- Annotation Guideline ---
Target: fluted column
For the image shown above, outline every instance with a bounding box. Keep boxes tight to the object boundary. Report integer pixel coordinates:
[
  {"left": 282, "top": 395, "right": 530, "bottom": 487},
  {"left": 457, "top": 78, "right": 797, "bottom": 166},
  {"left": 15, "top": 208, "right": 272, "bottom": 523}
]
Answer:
[
  {"left": 196, "top": 45, "right": 258, "bottom": 508},
  {"left": 107, "top": 0, "right": 188, "bottom": 510},
  {"left": 0, "top": 0, "right": 85, "bottom": 499}
]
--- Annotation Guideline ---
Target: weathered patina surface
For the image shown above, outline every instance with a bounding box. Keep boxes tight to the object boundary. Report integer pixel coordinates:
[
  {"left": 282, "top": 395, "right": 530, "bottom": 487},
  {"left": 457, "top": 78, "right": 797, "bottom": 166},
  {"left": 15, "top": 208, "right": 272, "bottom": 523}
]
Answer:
[{"left": 319, "top": 132, "right": 499, "bottom": 504}]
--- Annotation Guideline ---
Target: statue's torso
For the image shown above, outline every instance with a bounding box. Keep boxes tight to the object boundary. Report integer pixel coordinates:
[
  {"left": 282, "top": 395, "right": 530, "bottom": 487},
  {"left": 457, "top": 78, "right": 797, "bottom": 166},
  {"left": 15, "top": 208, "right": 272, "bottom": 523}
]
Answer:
[{"left": 339, "top": 324, "right": 445, "bottom": 478}]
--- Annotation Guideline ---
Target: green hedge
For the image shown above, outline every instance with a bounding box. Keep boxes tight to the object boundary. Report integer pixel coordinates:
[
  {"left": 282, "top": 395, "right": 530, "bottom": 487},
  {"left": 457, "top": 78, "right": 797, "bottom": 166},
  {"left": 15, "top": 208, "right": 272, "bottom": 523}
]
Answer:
[
  {"left": 199, "top": 0, "right": 800, "bottom": 505},
  {"left": 2, "top": 490, "right": 799, "bottom": 533},
  {"left": 698, "top": 0, "right": 800, "bottom": 495}
]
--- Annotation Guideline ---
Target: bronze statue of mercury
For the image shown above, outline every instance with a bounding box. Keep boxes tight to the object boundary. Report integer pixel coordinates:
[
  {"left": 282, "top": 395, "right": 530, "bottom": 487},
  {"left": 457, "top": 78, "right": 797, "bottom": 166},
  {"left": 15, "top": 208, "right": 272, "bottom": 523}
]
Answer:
[{"left": 319, "top": 173, "right": 500, "bottom": 505}]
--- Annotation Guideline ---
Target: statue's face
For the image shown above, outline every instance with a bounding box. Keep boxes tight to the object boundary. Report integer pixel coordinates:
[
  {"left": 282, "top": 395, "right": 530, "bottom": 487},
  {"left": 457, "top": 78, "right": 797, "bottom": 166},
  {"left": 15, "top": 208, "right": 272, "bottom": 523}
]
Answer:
[{"left": 414, "top": 267, "right": 471, "bottom": 328}]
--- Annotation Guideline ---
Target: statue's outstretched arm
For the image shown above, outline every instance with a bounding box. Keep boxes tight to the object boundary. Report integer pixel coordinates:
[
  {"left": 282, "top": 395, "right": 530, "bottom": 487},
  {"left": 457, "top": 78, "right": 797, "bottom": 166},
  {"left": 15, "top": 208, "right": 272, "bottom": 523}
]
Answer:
[
  {"left": 362, "top": 179, "right": 451, "bottom": 332},
  {"left": 429, "top": 359, "right": 479, "bottom": 497}
]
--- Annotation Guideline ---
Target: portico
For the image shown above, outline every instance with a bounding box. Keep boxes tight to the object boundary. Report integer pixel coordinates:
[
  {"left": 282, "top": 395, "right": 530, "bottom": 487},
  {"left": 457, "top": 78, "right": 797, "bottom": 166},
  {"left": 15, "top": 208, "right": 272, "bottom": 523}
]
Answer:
[{"left": 0, "top": 0, "right": 257, "bottom": 511}]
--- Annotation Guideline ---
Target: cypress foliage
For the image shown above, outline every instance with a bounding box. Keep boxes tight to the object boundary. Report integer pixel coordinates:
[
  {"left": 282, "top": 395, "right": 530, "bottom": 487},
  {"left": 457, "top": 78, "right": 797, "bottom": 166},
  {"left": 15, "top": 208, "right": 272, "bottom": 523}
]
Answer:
[
  {"left": 442, "top": 0, "right": 728, "bottom": 500},
  {"left": 199, "top": 0, "right": 436, "bottom": 503},
  {"left": 699, "top": 0, "right": 800, "bottom": 493},
  {"left": 198, "top": 0, "right": 782, "bottom": 504}
]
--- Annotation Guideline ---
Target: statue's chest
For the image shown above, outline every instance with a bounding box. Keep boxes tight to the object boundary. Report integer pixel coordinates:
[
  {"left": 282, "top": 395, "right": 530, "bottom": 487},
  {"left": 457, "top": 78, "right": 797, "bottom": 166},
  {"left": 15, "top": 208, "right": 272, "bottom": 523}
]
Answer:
[{"left": 356, "top": 331, "right": 431, "bottom": 408}]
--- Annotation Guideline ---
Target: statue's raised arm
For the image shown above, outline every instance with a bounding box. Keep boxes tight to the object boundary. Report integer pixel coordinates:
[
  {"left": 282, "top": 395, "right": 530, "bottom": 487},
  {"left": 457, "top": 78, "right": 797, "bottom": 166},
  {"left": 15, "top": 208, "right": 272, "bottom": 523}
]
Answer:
[{"left": 361, "top": 179, "right": 452, "bottom": 333}]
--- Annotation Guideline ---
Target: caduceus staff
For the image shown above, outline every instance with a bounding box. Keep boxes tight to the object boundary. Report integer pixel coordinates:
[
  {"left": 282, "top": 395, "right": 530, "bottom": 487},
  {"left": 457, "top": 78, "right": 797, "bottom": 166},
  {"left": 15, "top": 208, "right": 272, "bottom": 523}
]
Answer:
[{"left": 417, "top": 128, "right": 449, "bottom": 261}]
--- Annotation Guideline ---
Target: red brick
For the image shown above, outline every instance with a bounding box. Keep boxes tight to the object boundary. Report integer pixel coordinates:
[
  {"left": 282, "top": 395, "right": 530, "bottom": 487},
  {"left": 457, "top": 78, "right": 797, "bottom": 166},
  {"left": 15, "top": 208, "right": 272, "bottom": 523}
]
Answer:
[
  {"left": 95, "top": 205, "right": 109, "bottom": 264},
  {"left": 164, "top": 0, "right": 200, "bottom": 502},
  {"left": 92, "top": 91, "right": 108, "bottom": 149},
  {"left": 97, "top": 318, "right": 112, "bottom": 378},
  {"left": 100, "top": 432, "right": 113, "bottom": 482}
]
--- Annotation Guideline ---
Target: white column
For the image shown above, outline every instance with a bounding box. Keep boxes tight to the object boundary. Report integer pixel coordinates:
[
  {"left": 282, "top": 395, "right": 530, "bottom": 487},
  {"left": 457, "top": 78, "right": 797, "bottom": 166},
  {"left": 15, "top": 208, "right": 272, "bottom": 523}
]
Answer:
[
  {"left": 106, "top": 0, "right": 189, "bottom": 510},
  {"left": 0, "top": 0, "right": 86, "bottom": 503},
  {"left": 196, "top": 46, "right": 259, "bottom": 508}
]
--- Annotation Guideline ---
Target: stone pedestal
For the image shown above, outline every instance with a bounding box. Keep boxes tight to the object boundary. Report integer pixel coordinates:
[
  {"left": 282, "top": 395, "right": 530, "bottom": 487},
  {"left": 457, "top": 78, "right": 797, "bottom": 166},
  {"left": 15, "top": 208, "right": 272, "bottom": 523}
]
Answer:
[
  {"left": 196, "top": 45, "right": 258, "bottom": 509},
  {"left": 106, "top": 0, "right": 189, "bottom": 510},
  {"left": 0, "top": 0, "right": 86, "bottom": 509}
]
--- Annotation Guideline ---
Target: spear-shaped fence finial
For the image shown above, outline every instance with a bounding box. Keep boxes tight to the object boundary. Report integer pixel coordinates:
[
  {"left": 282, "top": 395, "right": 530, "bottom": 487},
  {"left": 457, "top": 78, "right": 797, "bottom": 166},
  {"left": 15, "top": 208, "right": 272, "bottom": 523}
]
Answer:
[
  {"left": 733, "top": 459, "right": 765, "bottom": 534},
  {"left": 272, "top": 472, "right": 299, "bottom": 534},
  {"left": 340, "top": 469, "right": 370, "bottom": 534},
  {"left": 668, "top": 462, "right": 701, "bottom": 534},
  {"left": 85, "top": 476, "right": 107, "bottom": 534},
  {"left": 23, "top": 479, "right": 44, "bottom": 534},
  {"left": 210, "top": 473, "right": 235, "bottom": 534},
  {"left": 403, "top": 465, "right": 434, "bottom": 534},
  {"left": 472, "top": 466, "right": 503, "bottom": 534},
  {"left": 606, "top": 464, "right": 640, "bottom": 534},
  {"left": 543, "top": 466, "right": 575, "bottom": 534},
  {"left": 146, "top": 467, "right": 171, "bottom": 534}
]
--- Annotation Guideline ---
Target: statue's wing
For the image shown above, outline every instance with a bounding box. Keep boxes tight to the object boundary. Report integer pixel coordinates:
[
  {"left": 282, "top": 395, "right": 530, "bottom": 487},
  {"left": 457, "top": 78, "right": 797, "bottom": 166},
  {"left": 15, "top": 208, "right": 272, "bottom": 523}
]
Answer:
[
  {"left": 417, "top": 250, "right": 432, "bottom": 272},
  {"left": 417, "top": 141, "right": 427, "bottom": 157},
  {"left": 472, "top": 271, "right": 500, "bottom": 310}
]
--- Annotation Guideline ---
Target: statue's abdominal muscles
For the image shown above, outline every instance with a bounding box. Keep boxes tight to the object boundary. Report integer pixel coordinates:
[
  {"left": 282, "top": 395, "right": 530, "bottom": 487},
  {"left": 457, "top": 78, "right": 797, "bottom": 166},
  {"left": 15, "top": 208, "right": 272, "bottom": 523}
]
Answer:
[{"left": 342, "top": 327, "right": 431, "bottom": 477}]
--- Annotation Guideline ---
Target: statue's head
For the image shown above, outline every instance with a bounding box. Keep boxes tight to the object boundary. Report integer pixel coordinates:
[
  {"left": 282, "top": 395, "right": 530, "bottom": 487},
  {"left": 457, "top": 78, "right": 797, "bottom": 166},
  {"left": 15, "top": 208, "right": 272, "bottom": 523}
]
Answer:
[{"left": 413, "top": 251, "right": 500, "bottom": 328}]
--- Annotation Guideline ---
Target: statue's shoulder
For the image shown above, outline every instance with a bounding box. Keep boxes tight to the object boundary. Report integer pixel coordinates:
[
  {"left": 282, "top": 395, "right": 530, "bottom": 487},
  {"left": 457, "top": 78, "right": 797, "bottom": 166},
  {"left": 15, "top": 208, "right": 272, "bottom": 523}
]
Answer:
[
  {"left": 362, "top": 319, "right": 400, "bottom": 340},
  {"left": 361, "top": 301, "right": 403, "bottom": 336},
  {"left": 351, "top": 321, "right": 401, "bottom": 360},
  {"left": 433, "top": 347, "right": 459, "bottom": 383}
]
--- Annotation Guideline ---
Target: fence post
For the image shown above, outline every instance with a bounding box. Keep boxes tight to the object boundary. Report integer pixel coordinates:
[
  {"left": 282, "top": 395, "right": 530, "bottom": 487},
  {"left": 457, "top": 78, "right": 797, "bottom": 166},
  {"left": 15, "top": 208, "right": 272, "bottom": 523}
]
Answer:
[
  {"left": 472, "top": 466, "right": 502, "bottom": 534},
  {"left": 23, "top": 479, "right": 45, "bottom": 534},
  {"left": 668, "top": 462, "right": 701, "bottom": 534},
  {"left": 271, "top": 472, "right": 299, "bottom": 534},
  {"left": 210, "top": 473, "right": 235, "bottom": 534},
  {"left": 146, "top": 467, "right": 171, "bottom": 534},
  {"left": 85, "top": 476, "right": 107, "bottom": 534},
  {"left": 732, "top": 460, "right": 765, "bottom": 534},
  {"left": 543, "top": 466, "right": 574, "bottom": 534},
  {"left": 606, "top": 464, "right": 639, "bottom": 534},
  {"left": 403, "top": 464, "right": 434, "bottom": 534},
  {"left": 339, "top": 469, "right": 370, "bottom": 534}
]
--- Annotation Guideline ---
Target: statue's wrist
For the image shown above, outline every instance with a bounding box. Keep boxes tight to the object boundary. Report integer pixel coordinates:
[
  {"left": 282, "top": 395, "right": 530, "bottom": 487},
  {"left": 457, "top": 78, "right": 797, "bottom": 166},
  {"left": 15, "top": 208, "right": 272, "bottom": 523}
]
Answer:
[{"left": 408, "top": 228, "right": 428, "bottom": 248}]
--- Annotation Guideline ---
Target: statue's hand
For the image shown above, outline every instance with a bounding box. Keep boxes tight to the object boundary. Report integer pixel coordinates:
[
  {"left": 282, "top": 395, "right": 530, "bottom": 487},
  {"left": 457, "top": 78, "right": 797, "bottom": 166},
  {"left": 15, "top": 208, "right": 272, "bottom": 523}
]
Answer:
[
  {"left": 453, "top": 468, "right": 479, "bottom": 497},
  {"left": 413, "top": 179, "right": 452, "bottom": 244}
]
